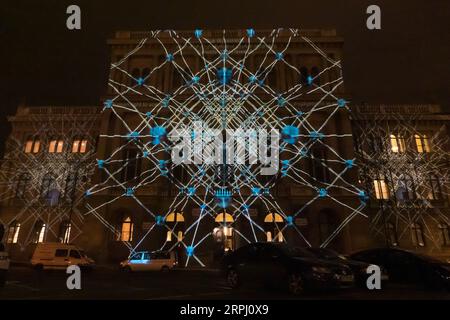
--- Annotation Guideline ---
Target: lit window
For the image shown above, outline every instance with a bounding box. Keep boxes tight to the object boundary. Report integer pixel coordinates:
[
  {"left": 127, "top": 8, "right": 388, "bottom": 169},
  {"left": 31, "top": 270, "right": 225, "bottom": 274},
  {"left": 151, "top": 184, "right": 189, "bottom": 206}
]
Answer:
[
  {"left": 59, "top": 221, "right": 72, "bottom": 243},
  {"left": 390, "top": 134, "right": 406, "bottom": 153},
  {"left": 6, "top": 221, "right": 21, "bottom": 244},
  {"left": 33, "top": 221, "right": 46, "bottom": 243},
  {"left": 415, "top": 134, "right": 431, "bottom": 153},
  {"left": 24, "top": 136, "right": 40, "bottom": 153},
  {"left": 373, "top": 179, "right": 389, "bottom": 199},
  {"left": 411, "top": 223, "right": 425, "bottom": 247},
  {"left": 438, "top": 224, "right": 450, "bottom": 246},
  {"left": 49, "top": 140, "right": 57, "bottom": 153},
  {"left": 117, "top": 216, "right": 133, "bottom": 242},
  {"left": 177, "top": 231, "right": 183, "bottom": 241},
  {"left": 24, "top": 140, "right": 33, "bottom": 153},
  {"left": 49, "top": 139, "right": 64, "bottom": 153},
  {"left": 79, "top": 139, "right": 87, "bottom": 153},
  {"left": 266, "top": 231, "right": 272, "bottom": 242},
  {"left": 276, "top": 231, "right": 284, "bottom": 242},
  {"left": 166, "top": 231, "right": 172, "bottom": 242},
  {"left": 72, "top": 139, "right": 80, "bottom": 153}
]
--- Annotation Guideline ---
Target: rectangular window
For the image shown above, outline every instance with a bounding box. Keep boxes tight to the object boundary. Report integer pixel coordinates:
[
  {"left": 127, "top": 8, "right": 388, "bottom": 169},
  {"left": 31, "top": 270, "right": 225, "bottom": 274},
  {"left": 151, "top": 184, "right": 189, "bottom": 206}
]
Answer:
[
  {"left": 55, "top": 249, "right": 68, "bottom": 257},
  {"left": 390, "top": 135, "right": 406, "bottom": 153},
  {"left": 33, "top": 140, "right": 40, "bottom": 153},
  {"left": 79, "top": 139, "right": 87, "bottom": 153},
  {"left": 24, "top": 140, "right": 33, "bottom": 153},
  {"left": 373, "top": 179, "right": 389, "bottom": 199},
  {"left": 6, "top": 224, "right": 20, "bottom": 244},
  {"left": 415, "top": 134, "right": 431, "bottom": 153},
  {"left": 56, "top": 140, "right": 64, "bottom": 153},
  {"left": 49, "top": 140, "right": 57, "bottom": 153},
  {"left": 72, "top": 140, "right": 80, "bottom": 153}
]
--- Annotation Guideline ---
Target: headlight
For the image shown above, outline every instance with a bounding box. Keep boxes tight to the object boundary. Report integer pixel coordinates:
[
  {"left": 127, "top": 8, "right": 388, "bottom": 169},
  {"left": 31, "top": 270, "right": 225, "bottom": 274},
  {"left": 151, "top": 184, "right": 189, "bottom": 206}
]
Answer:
[{"left": 312, "top": 266, "right": 332, "bottom": 274}]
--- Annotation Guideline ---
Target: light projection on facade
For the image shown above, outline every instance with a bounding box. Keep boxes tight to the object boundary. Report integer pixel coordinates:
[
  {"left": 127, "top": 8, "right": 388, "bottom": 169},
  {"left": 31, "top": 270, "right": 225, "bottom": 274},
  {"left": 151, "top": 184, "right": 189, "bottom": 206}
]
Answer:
[
  {"left": 86, "top": 29, "right": 367, "bottom": 266},
  {"left": 0, "top": 108, "right": 99, "bottom": 249},
  {"left": 353, "top": 112, "right": 450, "bottom": 249}
]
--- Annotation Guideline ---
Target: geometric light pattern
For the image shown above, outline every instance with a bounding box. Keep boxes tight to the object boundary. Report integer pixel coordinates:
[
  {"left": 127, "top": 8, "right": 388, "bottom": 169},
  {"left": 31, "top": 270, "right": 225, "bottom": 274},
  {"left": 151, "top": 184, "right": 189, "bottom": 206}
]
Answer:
[
  {"left": 86, "top": 29, "right": 367, "bottom": 266},
  {"left": 353, "top": 112, "right": 450, "bottom": 249},
  {"left": 0, "top": 108, "right": 98, "bottom": 248}
]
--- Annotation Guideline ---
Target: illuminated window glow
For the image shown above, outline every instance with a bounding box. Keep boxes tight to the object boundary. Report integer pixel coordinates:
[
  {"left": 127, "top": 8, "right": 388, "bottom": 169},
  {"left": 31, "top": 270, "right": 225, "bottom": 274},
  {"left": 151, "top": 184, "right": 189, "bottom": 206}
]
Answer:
[{"left": 373, "top": 179, "right": 389, "bottom": 199}]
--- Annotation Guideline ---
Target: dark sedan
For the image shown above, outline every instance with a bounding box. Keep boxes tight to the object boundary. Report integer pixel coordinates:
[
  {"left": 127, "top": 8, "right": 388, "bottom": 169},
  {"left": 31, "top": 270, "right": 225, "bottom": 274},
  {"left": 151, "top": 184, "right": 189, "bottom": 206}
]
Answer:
[
  {"left": 306, "top": 247, "right": 389, "bottom": 288},
  {"left": 221, "top": 242, "right": 354, "bottom": 295},
  {"left": 349, "top": 248, "right": 450, "bottom": 290}
]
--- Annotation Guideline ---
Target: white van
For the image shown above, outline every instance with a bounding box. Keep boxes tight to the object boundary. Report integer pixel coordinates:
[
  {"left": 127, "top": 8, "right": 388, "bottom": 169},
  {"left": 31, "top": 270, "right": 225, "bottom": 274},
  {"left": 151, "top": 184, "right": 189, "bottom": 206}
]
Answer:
[
  {"left": 31, "top": 243, "right": 95, "bottom": 271},
  {"left": 120, "top": 251, "right": 177, "bottom": 272}
]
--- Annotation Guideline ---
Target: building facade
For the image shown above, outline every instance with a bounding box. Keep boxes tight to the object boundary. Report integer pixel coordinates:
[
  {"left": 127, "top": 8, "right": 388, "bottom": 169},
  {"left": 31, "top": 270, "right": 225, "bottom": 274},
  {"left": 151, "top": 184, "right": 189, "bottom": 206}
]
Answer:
[{"left": 0, "top": 30, "right": 448, "bottom": 265}]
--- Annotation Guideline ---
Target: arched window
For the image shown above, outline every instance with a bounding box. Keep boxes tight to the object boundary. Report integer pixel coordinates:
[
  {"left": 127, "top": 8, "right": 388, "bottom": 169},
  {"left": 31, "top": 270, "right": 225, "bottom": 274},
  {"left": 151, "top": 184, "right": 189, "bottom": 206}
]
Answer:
[
  {"left": 15, "top": 173, "right": 30, "bottom": 198},
  {"left": 390, "top": 134, "right": 406, "bottom": 153},
  {"left": 310, "top": 146, "right": 329, "bottom": 183},
  {"left": 59, "top": 221, "right": 72, "bottom": 243},
  {"left": 24, "top": 136, "right": 40, "bottom": 154},
  {"left": 386, "top": 222, "right": 398, "bottom": 246},
  {"left": 373, "top": 178, "right": 389, "bottom": 200},
  {"left": 122, "top": 148, "right": 142, "bottom": 182},
  {"left": 411, "top": 223, "right": 425, "bottom": 247},
  {"left": 116, "top": 216, "right": 133, "bottom": 242},
  {"left": 64, "top": 171, "right": 78, "bottom": 202},
  {"left": 396, "top": 174, "right": 415, "bottom": 201},
  {"left": 266, "top": 231, "right": 272, "bottom": 242},
  {"left": 48, "top": 137, "right": 64, "bottom": 153},
  {"left": 33, "top": 220, "right": 46, "bottom": 243},
  {"left": 40, "top": 173, "right": 55, "bottom": 199},
  {"left": 415, "top": 134, "right": 431, "bottom": 153},
  {"left": 427, "top": 174, "right": 442, "bottom": 200},
  {"left": 6, "top": 221, "right": 21, "bottom": 244}
]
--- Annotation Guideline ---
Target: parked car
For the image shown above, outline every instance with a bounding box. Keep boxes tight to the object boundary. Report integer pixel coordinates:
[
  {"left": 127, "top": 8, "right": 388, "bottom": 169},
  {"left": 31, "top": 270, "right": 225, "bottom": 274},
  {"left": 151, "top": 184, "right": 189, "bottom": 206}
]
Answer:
[
  {"left": 0, "top": 243, "right": 10, "bottom": 287},
  {"left": 120, "top": 250, "right": 177, "bottom": 272},
  {"left": 306, "top": 247, "right": 389, "bottom": 288},
  {"left": 31, "top": 242, "right": 95, "bottom": 271},
  {"left": 349, "top": 248, "right": 450, "bottom": 290},
  {"left": 221, "top": 242, "right": 354, "bottom": 295}
]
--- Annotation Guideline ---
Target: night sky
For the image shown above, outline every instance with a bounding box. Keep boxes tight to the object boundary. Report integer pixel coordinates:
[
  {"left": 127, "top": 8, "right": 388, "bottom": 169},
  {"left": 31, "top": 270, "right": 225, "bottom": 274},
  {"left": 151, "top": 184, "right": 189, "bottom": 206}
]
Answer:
[{"left": 1, "top": 0, "right": 449, "bottom": 155}]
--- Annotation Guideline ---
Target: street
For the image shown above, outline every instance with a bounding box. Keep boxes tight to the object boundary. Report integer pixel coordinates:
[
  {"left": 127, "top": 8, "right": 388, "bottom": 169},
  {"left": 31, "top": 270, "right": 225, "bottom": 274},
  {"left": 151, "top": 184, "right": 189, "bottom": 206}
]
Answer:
[{"left": 0, "top": 266, "right": 449, "bottom": 300}]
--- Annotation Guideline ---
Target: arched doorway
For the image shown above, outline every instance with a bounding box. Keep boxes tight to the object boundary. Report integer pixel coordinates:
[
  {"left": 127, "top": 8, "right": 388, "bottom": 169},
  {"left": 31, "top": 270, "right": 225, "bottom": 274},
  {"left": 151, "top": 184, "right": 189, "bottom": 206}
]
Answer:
[
  {"left": 264, "top": 213, "right": 284, "bottom": 242},
  {"left": 214, "top": 212, "right": 234, "bottom": 252}
]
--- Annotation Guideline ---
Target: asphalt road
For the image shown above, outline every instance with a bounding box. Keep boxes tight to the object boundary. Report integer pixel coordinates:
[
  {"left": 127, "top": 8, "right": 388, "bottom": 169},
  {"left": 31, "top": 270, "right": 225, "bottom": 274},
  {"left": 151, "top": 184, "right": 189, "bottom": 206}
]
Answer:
[{"left": 0, "top": 266, "right": 449, "bottom": 300}]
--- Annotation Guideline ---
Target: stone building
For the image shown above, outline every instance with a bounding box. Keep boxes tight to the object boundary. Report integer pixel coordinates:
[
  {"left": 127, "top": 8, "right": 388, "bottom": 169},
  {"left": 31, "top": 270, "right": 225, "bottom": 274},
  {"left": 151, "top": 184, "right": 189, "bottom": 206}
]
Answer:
[{"left": 0, "top": 30, "right": 448, "bottom": 265}]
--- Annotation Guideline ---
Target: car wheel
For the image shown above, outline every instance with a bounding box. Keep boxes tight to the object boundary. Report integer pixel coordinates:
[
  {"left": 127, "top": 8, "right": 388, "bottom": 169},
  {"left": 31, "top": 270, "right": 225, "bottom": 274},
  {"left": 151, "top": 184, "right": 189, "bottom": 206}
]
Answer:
[
  {"left": 287, "top": 273, "right": 304, "bottom": 295},
  {"left": 161, "top": 266, "right": 170, "bottom": 273},
  {"left": 226, "top": 268, "right": 240, "bottom": 289}
]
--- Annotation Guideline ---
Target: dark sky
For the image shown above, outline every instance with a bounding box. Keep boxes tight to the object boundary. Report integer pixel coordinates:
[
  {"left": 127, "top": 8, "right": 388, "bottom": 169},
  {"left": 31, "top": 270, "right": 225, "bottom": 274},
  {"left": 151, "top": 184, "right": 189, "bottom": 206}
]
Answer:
[{"left": 1, "top": 0, "right": 449, "bottom": 155}]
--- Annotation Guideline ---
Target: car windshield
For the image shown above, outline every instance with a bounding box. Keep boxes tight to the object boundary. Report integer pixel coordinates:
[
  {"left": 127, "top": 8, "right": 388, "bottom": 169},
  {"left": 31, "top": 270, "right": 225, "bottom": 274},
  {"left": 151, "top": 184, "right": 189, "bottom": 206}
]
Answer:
[
  {"left": 309, "top": 248, "right": 347, "bottom": 261},
  {"left": 279, "top": 245, "right": 316, "bottom": 258}
]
